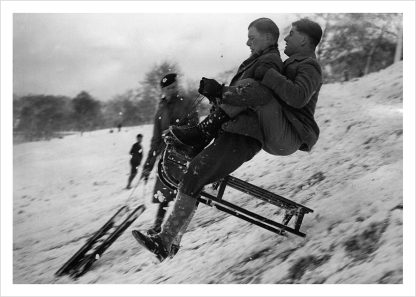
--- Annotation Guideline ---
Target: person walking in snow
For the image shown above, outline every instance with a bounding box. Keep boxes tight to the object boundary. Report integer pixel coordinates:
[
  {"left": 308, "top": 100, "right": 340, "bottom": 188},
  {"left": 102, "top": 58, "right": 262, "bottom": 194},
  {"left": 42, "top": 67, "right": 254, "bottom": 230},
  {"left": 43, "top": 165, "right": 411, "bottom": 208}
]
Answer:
[
  {"left": 126, "top": 134, "right": 143, "bottom": 189},
  {"left": 139, "top": 73, "right": 199, "bottom": 237},
  {"left": 133, "top": 18, "right": 323, "bottom": 262}
]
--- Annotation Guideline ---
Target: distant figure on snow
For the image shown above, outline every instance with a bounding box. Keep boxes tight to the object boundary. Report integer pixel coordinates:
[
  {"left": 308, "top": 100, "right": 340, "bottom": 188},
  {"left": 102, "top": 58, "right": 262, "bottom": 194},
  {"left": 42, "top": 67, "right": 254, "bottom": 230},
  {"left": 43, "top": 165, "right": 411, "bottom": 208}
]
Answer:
[
  {"left": 126, "top": 134, "right": 143, "bottom": 189},
  {"left": 344, "top": 70, "right": 350, "bottom": 82}
]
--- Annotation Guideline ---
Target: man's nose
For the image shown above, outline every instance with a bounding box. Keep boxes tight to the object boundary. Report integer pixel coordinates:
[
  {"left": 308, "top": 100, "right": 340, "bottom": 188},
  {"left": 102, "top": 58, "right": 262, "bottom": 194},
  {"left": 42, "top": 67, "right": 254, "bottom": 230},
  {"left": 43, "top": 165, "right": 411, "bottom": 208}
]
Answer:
[
  {"left": 284, "top": 36, "right": 289, "bottom": 42},
  {"left": 246, "top": 39, "right": 250, "bottom": 46}
]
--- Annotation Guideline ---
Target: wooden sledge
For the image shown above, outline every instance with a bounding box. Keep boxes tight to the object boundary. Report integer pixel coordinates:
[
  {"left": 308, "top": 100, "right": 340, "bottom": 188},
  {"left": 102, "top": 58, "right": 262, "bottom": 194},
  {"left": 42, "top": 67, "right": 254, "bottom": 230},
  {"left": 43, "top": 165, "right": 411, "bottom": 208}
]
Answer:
[{"left": 158, "top": 144, "right": 314, "bottom": 237}]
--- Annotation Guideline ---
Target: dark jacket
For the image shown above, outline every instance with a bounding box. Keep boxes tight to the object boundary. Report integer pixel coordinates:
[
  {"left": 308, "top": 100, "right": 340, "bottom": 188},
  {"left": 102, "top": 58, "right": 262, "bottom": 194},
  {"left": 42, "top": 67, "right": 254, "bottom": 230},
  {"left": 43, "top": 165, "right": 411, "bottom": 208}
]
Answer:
[
  {"left": 261, "top": 52, "right": 322, "bottom": 151},
  {"left": 221, "top": 46, "right": 283, "bottom": 143},
  {"left": 129, "top": 142, "right": 143, "bottom": 164},
  {"left": 143, "top": 94, "right": 199, "bottom": 171}
]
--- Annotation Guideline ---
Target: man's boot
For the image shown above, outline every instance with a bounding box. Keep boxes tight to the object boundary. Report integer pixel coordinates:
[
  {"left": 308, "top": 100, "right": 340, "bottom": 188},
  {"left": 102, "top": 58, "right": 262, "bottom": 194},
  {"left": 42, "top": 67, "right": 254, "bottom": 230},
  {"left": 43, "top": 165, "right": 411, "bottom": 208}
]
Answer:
[
  {"left": 132, "top": 230, "right": 169, "bottom": 262},
  {"left": 171, "top": 107, "right": 230, "bottom": 147},
  {"left": 147, "top": 202, "right": 167, "bottom": 235},
  {"left": 131, "top": 191, "right": 198, "bottom": 262}
]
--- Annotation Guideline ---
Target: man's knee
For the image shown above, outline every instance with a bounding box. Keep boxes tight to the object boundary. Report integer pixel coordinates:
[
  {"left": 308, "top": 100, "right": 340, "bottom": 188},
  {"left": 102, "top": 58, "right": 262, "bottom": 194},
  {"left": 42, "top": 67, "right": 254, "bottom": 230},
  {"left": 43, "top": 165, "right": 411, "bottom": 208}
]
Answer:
[
  {"left": 179, "top": 134, "right": 261, "bottom": 196},
  {"left": 220, "top": 104, "right": 247, "bottom": 118},
  {"left": 179, "top": 167, "right": 206, "bottom": 196}
]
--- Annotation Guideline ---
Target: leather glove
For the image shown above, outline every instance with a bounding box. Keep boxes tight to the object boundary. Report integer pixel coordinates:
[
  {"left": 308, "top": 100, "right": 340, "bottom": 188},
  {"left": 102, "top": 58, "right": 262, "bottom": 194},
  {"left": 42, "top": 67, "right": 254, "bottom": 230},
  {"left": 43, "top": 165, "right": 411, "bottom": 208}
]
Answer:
[{"left": 198, "top": 77, "right": 223, "bottom": 101}]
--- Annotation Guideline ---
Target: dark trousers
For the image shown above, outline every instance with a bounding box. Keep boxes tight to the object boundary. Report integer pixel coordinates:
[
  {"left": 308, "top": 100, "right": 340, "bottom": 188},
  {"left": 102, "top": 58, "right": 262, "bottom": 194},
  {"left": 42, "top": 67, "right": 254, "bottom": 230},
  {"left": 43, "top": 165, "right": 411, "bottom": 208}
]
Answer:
[
  {"left": 127, "top": 160, "right": 139, "bottom": 186},
  {"left": 180, "top": 131, "right": 261, "bottom": 196},
  {"left": 152, "top": 176, "right": 176, "bottom": 203},
  {"left": 221, "top": 101, "right": 302, "bottom": 156},
  {"left": 150, "top": 171, "right": 176, "bottom": 230}
]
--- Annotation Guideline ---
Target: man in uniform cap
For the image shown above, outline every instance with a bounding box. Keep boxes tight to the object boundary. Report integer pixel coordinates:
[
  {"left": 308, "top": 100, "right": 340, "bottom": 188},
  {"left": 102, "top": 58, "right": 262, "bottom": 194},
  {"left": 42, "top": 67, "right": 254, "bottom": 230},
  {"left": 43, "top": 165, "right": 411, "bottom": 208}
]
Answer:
[{"left": 139, "top": 73, "right": 199, "bottom": 248}]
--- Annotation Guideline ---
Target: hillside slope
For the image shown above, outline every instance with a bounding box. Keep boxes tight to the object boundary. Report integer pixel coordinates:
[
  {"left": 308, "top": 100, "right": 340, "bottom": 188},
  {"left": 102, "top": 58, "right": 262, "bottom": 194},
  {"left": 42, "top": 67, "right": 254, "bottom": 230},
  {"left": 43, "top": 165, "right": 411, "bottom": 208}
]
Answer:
[{"left": 13, "top": 62, "right": 403, "bottom": 285}]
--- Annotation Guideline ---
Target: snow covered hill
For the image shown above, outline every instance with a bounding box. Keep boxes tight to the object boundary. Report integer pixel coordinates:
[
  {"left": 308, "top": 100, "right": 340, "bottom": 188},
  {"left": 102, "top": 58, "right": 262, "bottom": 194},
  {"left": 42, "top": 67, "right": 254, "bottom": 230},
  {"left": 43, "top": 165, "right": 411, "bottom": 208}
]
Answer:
[{"left": 13, "top": 62, "right": 403, "bottom": 285}]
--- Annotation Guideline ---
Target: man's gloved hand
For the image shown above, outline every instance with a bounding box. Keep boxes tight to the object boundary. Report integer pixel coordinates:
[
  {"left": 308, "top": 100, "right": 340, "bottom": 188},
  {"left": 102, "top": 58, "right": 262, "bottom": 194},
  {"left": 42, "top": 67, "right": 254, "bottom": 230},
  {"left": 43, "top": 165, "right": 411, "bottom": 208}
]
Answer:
[
  {"left": 198, "top": 77, "right": 223, "bottom": 101},
  {"left": 140, "top": 167, "right": 151, "bottom": 182}
]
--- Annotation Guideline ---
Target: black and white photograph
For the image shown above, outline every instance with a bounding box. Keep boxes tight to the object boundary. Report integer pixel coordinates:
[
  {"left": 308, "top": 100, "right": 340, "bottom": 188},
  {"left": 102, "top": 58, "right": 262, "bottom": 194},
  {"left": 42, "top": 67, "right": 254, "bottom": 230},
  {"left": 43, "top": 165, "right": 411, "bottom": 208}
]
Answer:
[{"left": 1, "top": 1, "right": 415, "bottom": 296}]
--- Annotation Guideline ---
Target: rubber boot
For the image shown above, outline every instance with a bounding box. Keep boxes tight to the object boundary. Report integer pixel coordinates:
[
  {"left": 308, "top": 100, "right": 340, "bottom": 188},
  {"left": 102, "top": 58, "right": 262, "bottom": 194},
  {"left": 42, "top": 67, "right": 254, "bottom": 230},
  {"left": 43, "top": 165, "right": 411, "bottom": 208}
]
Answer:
[
  {"left": 169, "top": 201, "right": 199, "bottom": 258},
  {"left": 131, "top": 191, "right": 198, "bottom": 262},
  {"left": 147, "top": 202, "right": 168, "bottom": 235},
  {"left": 132, "top": 230, "right": 169, "bottom": 262},
  {"left": 171, "top": 107, "right": 230, "bottom": 147},
  {"left": 158, "top": 191, "right": 199, "bottom": 251}
]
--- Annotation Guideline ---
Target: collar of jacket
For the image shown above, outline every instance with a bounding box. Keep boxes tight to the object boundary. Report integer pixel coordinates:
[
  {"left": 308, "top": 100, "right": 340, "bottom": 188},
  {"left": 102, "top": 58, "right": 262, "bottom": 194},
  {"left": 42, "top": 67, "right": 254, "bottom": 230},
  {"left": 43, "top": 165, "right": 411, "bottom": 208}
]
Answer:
[
  {"left": 236, "top": 45, "right": 280, "bottom": 76},
  {"left": 285, "top": 52, "right": 317, "bottom": 65},
  {"left": 259, "top": 45, "right": 279, "bottom": 56}
]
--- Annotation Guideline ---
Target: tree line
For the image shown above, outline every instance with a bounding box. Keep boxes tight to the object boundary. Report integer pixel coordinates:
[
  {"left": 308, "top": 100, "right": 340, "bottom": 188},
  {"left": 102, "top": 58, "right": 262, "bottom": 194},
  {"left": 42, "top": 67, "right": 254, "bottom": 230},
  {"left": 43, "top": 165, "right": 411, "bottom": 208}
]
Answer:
[
  {"left": 13, "top": 61, "right": 209, "bottom": 142},
  {"left": 313, "top": 13, "right": 402, "bottom": 82},
  {"left": 13, "top": 13, "right": 402, "bottom": 142}
]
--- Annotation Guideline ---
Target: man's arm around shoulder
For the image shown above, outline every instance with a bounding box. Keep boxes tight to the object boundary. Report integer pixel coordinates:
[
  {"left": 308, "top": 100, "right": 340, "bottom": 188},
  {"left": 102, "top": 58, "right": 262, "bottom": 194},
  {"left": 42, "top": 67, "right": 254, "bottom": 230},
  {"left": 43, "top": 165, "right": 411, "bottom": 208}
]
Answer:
[{"left": 261, "top": 59, "right": 322, "bottom": 108}]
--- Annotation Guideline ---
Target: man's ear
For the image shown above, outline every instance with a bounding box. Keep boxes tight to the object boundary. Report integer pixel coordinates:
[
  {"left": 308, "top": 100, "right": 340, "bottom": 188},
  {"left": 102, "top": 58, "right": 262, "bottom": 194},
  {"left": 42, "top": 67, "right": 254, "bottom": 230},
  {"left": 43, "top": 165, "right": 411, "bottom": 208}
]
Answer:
[
  {"left": 300, "top": 34, "right": 310, "bottom": 47},
  {"left": 263, "top": 33, "right": 273, "bottom": 44}
]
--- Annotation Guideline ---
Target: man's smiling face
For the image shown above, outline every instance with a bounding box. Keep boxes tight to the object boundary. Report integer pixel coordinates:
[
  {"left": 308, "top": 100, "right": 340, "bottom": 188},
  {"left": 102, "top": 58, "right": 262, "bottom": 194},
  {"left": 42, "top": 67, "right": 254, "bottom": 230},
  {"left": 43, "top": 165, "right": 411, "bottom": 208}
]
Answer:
[{"left": 283, "top": 25, "right": 305, "bottom": 56}]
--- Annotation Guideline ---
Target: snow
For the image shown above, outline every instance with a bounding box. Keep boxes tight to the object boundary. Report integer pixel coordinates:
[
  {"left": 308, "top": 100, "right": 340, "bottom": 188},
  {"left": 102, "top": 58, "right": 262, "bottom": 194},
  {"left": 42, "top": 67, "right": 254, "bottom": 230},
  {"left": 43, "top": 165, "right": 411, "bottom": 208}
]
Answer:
[{"left": 9, "top": 62, "right": 409, "bottom": 293}]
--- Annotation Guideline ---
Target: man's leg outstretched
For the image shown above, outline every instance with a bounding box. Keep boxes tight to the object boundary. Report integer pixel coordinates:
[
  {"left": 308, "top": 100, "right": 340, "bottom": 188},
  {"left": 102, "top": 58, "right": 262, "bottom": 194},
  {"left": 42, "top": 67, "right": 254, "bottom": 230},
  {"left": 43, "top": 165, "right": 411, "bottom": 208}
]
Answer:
[{"left": 133, "top": 132, "right": 261, "bottom": 261}]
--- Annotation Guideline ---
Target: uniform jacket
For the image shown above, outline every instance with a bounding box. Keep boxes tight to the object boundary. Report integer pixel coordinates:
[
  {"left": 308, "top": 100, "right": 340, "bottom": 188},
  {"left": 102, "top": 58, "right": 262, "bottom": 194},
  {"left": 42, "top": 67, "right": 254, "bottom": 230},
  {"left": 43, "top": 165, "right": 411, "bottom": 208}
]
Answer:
[
  {"left": 143, "top": 94, "right": 199, "bottom": 171},
  {"left": 221, "top": 46, "right": 283, "bottom": 143},
  {"left": 261, "top": 52, "right": 322, "bottom": 151},
  {"left": 129, "top": 142, "right": 143, "bottom": 164}
]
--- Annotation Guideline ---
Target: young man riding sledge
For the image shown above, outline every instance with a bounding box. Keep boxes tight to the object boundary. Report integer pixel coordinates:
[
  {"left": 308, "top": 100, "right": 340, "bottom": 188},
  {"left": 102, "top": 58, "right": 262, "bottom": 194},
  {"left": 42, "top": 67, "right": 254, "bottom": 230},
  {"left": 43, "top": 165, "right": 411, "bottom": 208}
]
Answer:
[{"left": 132, "top": 17, "right": 323, "bottom": 261}]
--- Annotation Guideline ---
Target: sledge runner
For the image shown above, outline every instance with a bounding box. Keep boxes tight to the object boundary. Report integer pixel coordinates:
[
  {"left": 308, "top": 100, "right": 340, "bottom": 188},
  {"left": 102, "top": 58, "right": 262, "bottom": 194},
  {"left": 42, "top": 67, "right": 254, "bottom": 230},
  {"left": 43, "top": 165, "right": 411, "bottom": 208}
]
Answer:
[{"left": 132, "top": 18, "right": 323, "bottom": 262}]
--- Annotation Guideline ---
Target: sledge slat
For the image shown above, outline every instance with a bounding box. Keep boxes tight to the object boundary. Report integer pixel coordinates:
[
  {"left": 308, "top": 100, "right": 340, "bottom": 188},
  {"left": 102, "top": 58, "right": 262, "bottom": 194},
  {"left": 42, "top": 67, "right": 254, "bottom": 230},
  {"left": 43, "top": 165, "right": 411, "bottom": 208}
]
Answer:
[
  {"left": 55, "top": 206, "right": 129, "bottom": 277},
  {"left": 294, "top": 213, "right": 305, "bottom": 232},
  {"left": 227, "top": 176, "right": 314, "bottom": 213},
  {"left": 72, "top": 204, "right": 145, "bottom": 278},
  {"left": 217, "top": 176, "right": 228, "bottom": 200},
  {"left": 199, "top": 192, "right": 306, "bottom": 237}
]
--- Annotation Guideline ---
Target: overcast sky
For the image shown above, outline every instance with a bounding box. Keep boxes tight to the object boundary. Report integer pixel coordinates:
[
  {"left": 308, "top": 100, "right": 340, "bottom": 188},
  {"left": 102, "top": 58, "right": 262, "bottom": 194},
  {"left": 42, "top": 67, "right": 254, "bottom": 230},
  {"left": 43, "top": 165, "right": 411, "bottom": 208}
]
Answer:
[{"left": 13, "top": 13, "right": 298, "bottom": 101}]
